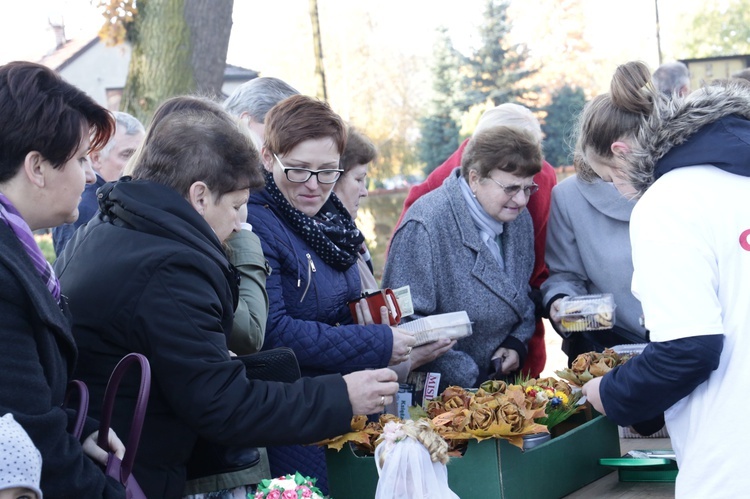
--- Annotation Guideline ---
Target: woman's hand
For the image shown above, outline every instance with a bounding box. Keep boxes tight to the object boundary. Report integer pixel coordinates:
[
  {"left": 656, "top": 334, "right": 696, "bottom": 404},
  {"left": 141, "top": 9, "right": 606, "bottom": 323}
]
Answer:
[
  {"left": 548, "top": 298, "right": 569, "bottom": 335},
  {"left": 354, "top": 298, "right": 381, "bottom": 325},
  {"left": 343, "top": 368, "right": 399, "bottom": 415},
  {"left": 355, "top": 302, "right": 415, "bottom": 365},
  {"left": 582, "top": 376, "right": 606, "bottom": 414},
  {"left": 82, "top": 429, "right": 125, "bottom": 466},
  {"left": 491, "top": 347, "right": 520, "bottom": 375},
  {"left": 409, "top": 338, "right": 455, "bottom": 370},
  {"left": 390, "top": 327, "right": 416, "bottom": 366},
  {"left": 549, "top": 298, "right": 563, "bottom": 323},
  {"left": 355, "top": 298, "right": 399, "bottom": 326}
]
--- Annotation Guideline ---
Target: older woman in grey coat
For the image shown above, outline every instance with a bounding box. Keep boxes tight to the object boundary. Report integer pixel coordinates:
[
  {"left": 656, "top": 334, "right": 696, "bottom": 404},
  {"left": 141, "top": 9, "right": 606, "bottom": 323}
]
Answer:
[{"left": 383, "top": 126, "right": 542, "bottom": 389}]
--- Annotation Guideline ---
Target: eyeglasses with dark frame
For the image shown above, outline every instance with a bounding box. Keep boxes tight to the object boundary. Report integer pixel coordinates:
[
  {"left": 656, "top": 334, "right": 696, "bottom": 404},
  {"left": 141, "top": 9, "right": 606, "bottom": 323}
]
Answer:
[
  {"left": 274, "top": 153, "right": 343, "bottom": 184},
  {"left": 485, "top": 177, "right": 539, "bottom": 198}
]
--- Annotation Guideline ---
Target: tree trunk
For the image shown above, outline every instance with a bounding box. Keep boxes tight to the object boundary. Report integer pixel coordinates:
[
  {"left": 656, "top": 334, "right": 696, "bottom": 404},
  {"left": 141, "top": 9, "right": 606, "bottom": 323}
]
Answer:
[
  {"left": 308, "top": 0, "right": 328, "bottom": 101},
  {"left": 185, "top": 0, "right": 234, "bottom": 98},
  {"left": 121, "top": 0, "right": 234, "bottom": 123}
]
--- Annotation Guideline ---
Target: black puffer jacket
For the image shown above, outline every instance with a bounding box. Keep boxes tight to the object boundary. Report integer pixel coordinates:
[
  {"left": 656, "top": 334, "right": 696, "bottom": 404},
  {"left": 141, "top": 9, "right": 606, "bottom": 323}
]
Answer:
[{"left": 55, "top": 179, "right": 353, "bottom": 499}]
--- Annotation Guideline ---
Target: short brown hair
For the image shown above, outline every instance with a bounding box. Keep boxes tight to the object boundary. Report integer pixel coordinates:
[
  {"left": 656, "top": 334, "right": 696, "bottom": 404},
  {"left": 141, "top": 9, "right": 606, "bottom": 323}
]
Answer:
[
  {"left": 0, "top": 61, "right": 114, "bottom": 183},
  {"left": 132, "top": 103, "right": 262, "bottom": 199},
  {"left": 264, "top": 95, "right": 347, "bottom": 156},
  {"left": 340, "top": 127, "right": 377, "bottom": 175},
  {"left": 460, "top": 126, "right": 542, "bottom": 179}
]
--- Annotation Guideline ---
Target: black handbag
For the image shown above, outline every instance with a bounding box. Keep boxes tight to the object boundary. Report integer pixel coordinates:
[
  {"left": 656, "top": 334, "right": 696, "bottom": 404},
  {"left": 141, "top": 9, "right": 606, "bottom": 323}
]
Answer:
[
  {"left": 236, "top": 346, "right": 301, "bottom": 384},
  {"left": 185, "top": 347, "right": 301, "bottom": 480}
]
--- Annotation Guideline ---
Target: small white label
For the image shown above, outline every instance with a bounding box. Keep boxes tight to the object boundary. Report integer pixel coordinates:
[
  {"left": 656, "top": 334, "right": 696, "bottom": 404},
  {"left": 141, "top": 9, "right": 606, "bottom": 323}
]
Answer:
[
  {"left": 397, "top": 391, "right": 413, "bottom": 419},
  {"left": 392, "top": 285, "right": 414, "bottom": 317},
  {"left": 423, "top": 372, "right": 441, "bottom": 408}
]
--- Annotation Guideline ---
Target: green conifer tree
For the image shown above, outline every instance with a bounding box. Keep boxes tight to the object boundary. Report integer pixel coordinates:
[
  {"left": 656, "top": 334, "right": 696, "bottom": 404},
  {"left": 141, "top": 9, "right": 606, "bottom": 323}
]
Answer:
[
  {"left": 463, "top": 0, "right": 534, "bottom": 108},
  {"left": 417, "top": 27, "right": 464, "bottom": 174},
  {"left": 541, "top": 84, "right": 586, "bottom": 167}
]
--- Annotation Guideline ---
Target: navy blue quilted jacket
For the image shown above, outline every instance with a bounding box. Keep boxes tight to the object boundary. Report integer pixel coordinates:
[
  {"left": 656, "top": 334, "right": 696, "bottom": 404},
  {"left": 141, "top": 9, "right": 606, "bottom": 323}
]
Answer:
[{"left": 247, "top": 188, "right": 393, "bottom": 377}]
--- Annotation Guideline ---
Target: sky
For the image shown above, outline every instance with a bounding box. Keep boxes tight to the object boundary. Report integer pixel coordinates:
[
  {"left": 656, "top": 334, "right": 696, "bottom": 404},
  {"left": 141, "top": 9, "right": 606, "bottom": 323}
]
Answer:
[{"left": 0, "top": 0, "right": 706, "bottom": 94}]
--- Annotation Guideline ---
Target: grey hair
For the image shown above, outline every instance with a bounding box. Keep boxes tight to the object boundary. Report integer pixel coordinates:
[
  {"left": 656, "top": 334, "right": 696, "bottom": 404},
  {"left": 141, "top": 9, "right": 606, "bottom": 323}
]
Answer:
[
  {"left": 652, "top": 62, "right": 690, "bottom": 97},
  {"left": 731, "top": 68, "right": 750, "bottom": 83},
  {"left": 223, "top": 77, "right": 300, "bottom": 122},
  {"left": 101, "top": 111, "right": 145, "bottom": 157}
]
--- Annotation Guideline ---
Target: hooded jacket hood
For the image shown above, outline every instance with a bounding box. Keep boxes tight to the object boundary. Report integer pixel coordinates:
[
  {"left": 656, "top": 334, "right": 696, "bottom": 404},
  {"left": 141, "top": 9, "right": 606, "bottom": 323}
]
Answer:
[
  {"left": 99, "top": 179, "right": 226, "bottom": 261},
  {"left": 94, "top": 178, "right": 239, "bottom": 306},
  {"left": 632, "top": 80, "right": 750, "bottom": 194}
]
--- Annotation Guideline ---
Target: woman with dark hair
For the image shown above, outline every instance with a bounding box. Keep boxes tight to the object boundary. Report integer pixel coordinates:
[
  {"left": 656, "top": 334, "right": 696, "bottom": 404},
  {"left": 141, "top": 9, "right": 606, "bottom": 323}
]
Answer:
[
  {"left": 247, "top": 95, "right": 415, "bottom": 492},
  {"left": 383, "top": 126, "right": 542, "bottom": 391},
  {"left": 579, "top": 61, "right": 750, "bottom": 497},
  {"left": 0, "top": 61, "right": 125, "bottom": 497},
  {"left": 55, "top": 96, "right": 399, "bottom": 499},
  {"left": 124, "top": 95, "right": 270, "bottom": 356}
]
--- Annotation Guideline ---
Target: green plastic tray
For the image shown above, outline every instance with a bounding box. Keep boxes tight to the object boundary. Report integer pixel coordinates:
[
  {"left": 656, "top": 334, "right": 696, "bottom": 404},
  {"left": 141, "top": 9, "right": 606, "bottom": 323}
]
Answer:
[{"left": 600, "top": 453, "right": 678, "bottom": 482}]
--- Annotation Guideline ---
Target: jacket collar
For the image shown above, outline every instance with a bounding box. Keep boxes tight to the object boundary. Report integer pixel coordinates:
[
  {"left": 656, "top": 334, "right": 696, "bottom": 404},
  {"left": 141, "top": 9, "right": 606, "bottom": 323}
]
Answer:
[
  {"left": 97, "top": 179, "right": 239, "bottom": 309},
  {"left": 573, "top": 176, "right": 635, "bottom": 222},
  {"left": 0, "top": 225, "right": 77, "bottom": 362},
  {"left": 654, "top": 114, "right": 750, "bottom": 180},
  {"left": 443, "top": 169, "right": 530, "bottom": 319}
]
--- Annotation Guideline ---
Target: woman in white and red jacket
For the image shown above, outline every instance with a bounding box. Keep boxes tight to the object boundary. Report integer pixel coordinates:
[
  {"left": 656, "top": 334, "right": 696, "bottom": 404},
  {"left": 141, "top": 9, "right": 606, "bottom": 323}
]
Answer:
[{"left": 580, "top": 61, "right": 750, "bottom": 498}]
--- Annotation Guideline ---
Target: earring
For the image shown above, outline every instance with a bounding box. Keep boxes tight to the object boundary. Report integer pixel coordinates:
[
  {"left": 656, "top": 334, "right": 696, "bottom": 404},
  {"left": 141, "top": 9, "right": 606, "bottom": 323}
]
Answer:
[{"left": 472, "top": 191, "right": 477, "bottom": 198}]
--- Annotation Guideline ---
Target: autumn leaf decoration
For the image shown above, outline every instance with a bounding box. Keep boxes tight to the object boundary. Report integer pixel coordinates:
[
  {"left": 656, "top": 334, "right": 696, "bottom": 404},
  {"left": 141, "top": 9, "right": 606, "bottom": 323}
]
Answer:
[
  {"left": 555, "top": 349, "right": 633, "bottom": 387},
  {"left": 319, "top": 384, "right": 550, "bottom": 452}
]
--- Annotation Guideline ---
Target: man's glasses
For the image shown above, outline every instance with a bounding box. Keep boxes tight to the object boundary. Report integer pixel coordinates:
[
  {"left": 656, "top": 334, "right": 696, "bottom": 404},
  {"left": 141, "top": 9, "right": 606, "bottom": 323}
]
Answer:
[
  {"left": 274, "top": 154, "right": 343, "bottom": 184},
  {"left": 486, "top": 177, "right": 539, "bottom": 198}
]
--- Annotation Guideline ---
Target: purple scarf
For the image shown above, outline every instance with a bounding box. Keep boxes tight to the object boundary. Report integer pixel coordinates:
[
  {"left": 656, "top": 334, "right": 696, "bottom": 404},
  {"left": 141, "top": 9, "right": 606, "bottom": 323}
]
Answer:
[{"left": 0, "top": 192, "right": 61, "bottom": 303}]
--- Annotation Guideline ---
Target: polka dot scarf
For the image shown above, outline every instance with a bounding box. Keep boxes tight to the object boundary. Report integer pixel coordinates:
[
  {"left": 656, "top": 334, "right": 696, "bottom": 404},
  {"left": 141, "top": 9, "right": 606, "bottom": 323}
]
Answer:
[{"left": 264, "top": 171, "right": 364, "bottom": 271}]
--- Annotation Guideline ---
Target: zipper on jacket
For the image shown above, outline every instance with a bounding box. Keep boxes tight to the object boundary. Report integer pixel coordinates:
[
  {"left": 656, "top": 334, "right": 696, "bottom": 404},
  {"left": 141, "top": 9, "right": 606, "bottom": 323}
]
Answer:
[{"left": 300, "top": 253, "right": 316, "bottom": 302}]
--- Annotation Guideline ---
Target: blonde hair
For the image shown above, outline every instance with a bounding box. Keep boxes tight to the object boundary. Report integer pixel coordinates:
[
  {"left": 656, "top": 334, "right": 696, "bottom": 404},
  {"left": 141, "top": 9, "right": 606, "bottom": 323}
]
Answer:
[
  {"left": 376, "top": 419, "right": 450, "bottom": 468},
  {"left": 474, "top": 103, "right": 543, "bottom": 144}
]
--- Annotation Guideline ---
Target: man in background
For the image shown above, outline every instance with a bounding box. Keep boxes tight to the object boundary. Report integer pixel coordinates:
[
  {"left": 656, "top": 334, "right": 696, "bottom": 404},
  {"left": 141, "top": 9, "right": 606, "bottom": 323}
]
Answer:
[
  {"left": 652, "top": 61, "right": 691, "bottom": 97},
  {"left": 224, "top": 76, "right": 300, "bottom": 151},
  {"left": 52, "top": 111, "right": 144, "bottom": 255},
  {"left": 731, "top": 68, "right": 750, "bottom": 83}
]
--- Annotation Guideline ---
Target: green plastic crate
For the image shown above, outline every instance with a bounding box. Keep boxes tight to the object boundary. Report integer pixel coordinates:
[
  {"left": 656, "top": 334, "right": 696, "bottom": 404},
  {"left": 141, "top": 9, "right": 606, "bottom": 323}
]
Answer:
[{"left": 326, "top": 413, "right": 621, "bottom": 498}]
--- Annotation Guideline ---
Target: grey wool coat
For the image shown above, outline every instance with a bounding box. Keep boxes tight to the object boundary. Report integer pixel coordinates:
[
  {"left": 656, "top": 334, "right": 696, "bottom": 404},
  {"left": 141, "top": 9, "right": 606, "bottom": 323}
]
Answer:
[
  {"left": 541, "top": 175, "right": 647, "bottom": 342},
  {"left": 382, "top": 169, "right": 536, "bottom": 389}
]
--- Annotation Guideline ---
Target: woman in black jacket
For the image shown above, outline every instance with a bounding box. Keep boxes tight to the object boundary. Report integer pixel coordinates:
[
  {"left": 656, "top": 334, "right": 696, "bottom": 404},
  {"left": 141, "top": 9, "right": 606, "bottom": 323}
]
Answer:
[
  {"left": 0, "top": 61, "right": 125, "bottom": 498},
  {"left": 55, "top": 97, "right": 398, "bottom": 499}
]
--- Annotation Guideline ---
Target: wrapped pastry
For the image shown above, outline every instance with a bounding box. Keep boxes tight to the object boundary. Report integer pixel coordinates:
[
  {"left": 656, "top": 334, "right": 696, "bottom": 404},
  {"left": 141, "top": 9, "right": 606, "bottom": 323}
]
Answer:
[{"left": 558, "top": 293, "right": 617, "bottom": 332}]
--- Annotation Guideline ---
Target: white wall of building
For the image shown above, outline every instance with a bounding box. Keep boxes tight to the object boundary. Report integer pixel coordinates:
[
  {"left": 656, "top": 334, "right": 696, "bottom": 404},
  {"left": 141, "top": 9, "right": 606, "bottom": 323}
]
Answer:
[
  {"left": 59, "top": 41, "right": 131, "bottom": 109},
  {"left": 58, "top": 40, "right": 252, "bottom": 110}
]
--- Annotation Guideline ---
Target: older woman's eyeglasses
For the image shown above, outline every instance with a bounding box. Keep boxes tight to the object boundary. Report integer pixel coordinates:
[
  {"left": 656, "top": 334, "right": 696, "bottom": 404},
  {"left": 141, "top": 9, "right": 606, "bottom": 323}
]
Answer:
[
  {"left": 274, "top": 154, "right": 343, "bottom": 184},
  {"left": 486, "top": 177, "right": 539, "bottom": 197}
]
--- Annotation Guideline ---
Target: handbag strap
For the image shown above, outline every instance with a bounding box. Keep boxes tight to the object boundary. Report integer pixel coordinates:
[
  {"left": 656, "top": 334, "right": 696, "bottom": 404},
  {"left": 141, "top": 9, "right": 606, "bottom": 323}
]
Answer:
[
  {"left": 64, "top": 380, "right": 89, "bottom": 440},
  {"left": 97, "top": 353, "right": 151, "bottom": 481}
]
